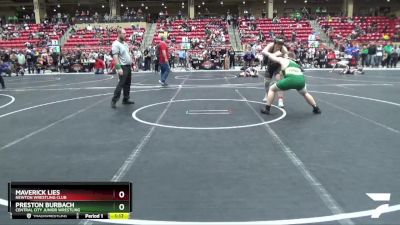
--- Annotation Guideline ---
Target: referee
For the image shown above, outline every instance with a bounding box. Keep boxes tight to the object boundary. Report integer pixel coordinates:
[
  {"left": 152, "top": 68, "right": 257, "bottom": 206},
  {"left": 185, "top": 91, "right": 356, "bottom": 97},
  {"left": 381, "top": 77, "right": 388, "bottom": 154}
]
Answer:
[
  {"left": 0, "top": 73, "right": 5, "bottom": 89},
  {"left": 111, "top": 28, "right": 135, "bottom": 109}
]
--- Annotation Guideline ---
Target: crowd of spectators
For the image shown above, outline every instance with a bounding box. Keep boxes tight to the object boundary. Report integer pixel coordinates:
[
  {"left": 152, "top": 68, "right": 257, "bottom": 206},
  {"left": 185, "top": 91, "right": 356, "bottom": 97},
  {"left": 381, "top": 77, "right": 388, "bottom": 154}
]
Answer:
[
  {"left": 1, "top": 10, "right": 400, "bottom": 77},
  {"left": 0, "top": 22, "right": 66, "bottom": 48},
  {"left": 0, "top": 48, "right": 59, "bottom": 76},
  {"left": 319, "top": 16, "right": 400, "bottom": 48},
  {"left": 238, "top": 39, "right": 399, "bottom": 71},
  {"left": 129, "top": 44, "right": 237, "bottom": 72},
  {"left": 358, "top": 43, "right": 400, "bottom": 68},
  {"left": 63, "top": 24, "right": 144, "bottom": 51},
  {"left": 0, "top": 44, "right": 238, "bottom": 76},
  {"left": 155, "top": 17, "right": 229, "bottom": 48},
  {"left": 1, "top": 41, "right": 399, "bottom": 78}
]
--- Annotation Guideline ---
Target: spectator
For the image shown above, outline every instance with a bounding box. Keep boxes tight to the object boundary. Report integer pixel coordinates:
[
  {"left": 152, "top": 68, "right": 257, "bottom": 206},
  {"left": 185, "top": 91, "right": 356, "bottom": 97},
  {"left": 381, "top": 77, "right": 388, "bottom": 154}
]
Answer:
[
  {"left": 210, "top": 49, "right": 218, "bottom": 60},
  {"left": 376, "top": 44, "right": 383, "bottom": 67},
  {"left": 367, "top": 43, "right": 377, "bottom": 67},
  {"left": 273, "top": 9, "right": 278, "bottom": 18},
  {"left": 318, "top": 49, "right": 327, "bottom": 68},
  {"left": 169, "top": 51, "right": 175, "bottom": 68},
  {"left": 0, "top": 59, "right": 11, "bottom": 78},
  {"left": 158, "top": 35, "right": 170, "bottom": 86},
  {"left": 261, "top": 9, "right": 266, "bottom": 19},
  {"left": 383, "top": 43, "right": 393, "bottom": 68},
  {"left": 152, "top": 45, "right": 159, "bottom": 73},
  {"left": 143, "top": 48, "right": 151, "bottom": 71},
  {"left": 291, "top": 31, "right": 297, "bottom": 42},
  {"left": 178, "top": 49, "right": 186, "bottom": 67},
  {"left": 227, "top": 47, "right": 235, "bottom": 69},
  {"left": 94, "top": 57, "right": 105, "bottom": 74},
  {"left": 258, "top": 30, "right": 265, "bottom": 42},
  {"left": 383, "top": 34, "right": 390, "bottom": 41},
  {"left": 391, "top": 45, "right": 399, "bottom": 68},
  {"left": 16, "top": 51, "right": 26, "bottom": 76},
  {"left": 272, "top": 16, "right": 279, "bottom": 24},
  {"left": 243, "top": 47, "right": 255, "bottom": 68},
  {"left": 35, "top": 55, "right": 45, "bottom": 74},
  {"left": 360, "top": 45, "right": 368, "bottom": 67}
]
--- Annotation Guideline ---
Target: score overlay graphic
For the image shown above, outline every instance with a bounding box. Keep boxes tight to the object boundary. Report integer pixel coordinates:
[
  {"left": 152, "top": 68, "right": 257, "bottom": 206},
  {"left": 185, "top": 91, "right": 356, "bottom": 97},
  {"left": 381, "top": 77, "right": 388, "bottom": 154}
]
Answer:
[{"left": 8, "top": 182, "right": 132, "bottom": 219}]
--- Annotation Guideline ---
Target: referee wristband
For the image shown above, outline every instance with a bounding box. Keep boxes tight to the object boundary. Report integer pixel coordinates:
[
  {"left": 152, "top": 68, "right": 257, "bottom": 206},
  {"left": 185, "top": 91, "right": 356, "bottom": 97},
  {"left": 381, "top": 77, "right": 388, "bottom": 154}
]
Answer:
[{"left": 116, "top": 64, "right": 122, "bottom": 69}]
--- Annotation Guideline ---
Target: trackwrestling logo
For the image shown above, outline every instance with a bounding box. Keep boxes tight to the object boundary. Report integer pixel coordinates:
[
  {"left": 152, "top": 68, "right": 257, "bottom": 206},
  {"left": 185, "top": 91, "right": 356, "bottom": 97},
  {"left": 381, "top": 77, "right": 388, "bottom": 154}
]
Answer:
[{"left": 367, "top": 193, "right": 391, "bottom": 218}]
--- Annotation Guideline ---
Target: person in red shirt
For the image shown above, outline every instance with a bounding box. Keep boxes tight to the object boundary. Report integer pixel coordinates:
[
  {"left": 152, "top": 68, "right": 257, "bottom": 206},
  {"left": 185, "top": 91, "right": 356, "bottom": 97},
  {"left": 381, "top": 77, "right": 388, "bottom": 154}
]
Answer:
[
  {"left": 158, "top": 35, "right": 170, "bottom": 86},
  {"left": 94, "top": 57, "right": 106, "bottom": 74},
  {"left": 326, "top": 49, "right": 336, "bottom": 68},
  {"left": 108, "top": 59, "right": 116, "bottom": 74}
]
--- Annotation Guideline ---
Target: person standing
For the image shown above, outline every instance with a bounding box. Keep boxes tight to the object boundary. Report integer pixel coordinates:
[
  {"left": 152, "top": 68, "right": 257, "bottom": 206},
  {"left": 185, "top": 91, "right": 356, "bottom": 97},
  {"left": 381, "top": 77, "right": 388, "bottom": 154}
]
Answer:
[
  {"left": 0, "top": 60, "right": 9, "bottom": 88},
  {"left": 111, "top": 28, "right": 135, "bottom": 109},
  {"left": 383, "top": 43, "right": 393, "bottom": 68},
  {"left": 367, "top": 43, "right": 377, "bottom": 67},
  {"left": 143, "top": 47, "right": 151, "bottom": 71},
  {"left": 178, "top": 49, "right": 186, "bottom": 68},
  {"left": 152, "top": 45, "right": 159, "bottom": 73},
  {"left": 158, "top": 36, "right": 170, "bottom": 87},
  {"left": 360, "top": 45, "right": 368, "bottom": 67},
  {"left": 228, "top": 47, "right": 235, "bottom": 69},
  {"left": 0, "top": 74, "right": 5, "bottom": 89},
  {"left": 26, "top": 49, "right": 35, "bottom": 74},
  {"left": 169, "top": 50, "right": 175, "bottom": 69},
  {"left": 376, "top": 44, "right": 383, "bottom": 67},
  {"left": 16, "top": 50, "right": 26, "bottom": 76},
  {"left": 391, "top": 45, "right": 399, "bottom": 68}
]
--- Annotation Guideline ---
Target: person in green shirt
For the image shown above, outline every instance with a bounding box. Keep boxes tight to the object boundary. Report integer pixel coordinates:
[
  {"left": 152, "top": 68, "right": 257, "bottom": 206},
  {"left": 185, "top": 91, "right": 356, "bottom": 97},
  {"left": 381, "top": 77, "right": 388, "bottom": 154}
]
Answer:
[
  {"left": 7, "top": 15, "right": 18, "bottom": 23},
  {"left": 261, "top": 51, "right": 321, "bottom": 115},
  {"left": 360, "top": 45, "right": 368, "bottom": 67},
  {"left": 316, "top": 7, "right": 321, "bottom": 17},
  {"left": 16, "top": 51, "right": 26, "bottom": 76},
  {"left": 383, "top": 43, "right": 393, "bottom": 68}
]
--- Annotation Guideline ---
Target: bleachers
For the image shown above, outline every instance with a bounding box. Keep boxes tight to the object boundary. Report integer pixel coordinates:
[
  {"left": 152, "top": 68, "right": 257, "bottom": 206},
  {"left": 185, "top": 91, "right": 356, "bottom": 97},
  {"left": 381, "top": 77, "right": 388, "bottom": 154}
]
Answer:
[
  {"left": 239, "top": 18, "right": 313, "bottom": 45},
  {"left": 318, "top": 16, "right": 399, "bottom": 43},
  {"left": 152, "top": 18, "right": 231, "bottom": 54},
  {"left": 63, "top": 27, "right": 145, "bottom": 51},
  {"left": 0, "top": 24, "right": 68, "bottom": 49}
]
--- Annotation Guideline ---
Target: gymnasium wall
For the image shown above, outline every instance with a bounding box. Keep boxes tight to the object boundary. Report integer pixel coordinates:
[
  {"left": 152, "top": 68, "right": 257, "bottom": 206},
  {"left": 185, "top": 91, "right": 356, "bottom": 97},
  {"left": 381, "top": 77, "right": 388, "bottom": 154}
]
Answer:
[
  {"left": 73, "top": 22, "right": 147, "bottom": 30},
  {"left": 353, "top": 0, "right": 400, "bottom": 16},
  {"left": 0, "top": 7, "right": 18, "bottom": 18}
]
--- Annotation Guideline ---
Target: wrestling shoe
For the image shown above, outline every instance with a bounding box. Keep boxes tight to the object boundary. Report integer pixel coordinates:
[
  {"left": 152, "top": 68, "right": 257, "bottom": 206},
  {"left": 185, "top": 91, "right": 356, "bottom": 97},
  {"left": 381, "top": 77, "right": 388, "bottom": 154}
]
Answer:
[
  {"left": 261, "top": 105, "right": 271, "bottom": 114},
  {"left": 278, "top": 98, "right": 285, "bottom": 108},
  {"left": 158, "top": 80, "right": 167, "bottom": 87},
  {"left": 122, "top": 100, "right": 135, "bottom": 105},
  {"left": 313, "top": 106, "right": 321, "bottom": 114}
]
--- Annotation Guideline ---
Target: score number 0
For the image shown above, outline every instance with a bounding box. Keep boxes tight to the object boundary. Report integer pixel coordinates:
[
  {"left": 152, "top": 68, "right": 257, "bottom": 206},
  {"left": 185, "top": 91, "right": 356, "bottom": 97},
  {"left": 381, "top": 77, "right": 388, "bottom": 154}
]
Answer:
[{"left": 118, "top": 191, "right": 126, "bottom": 211}]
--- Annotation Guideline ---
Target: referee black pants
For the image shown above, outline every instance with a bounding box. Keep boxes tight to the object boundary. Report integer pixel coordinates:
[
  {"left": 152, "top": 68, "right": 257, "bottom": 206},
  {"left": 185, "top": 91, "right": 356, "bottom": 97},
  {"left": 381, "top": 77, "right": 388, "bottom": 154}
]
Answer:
[
  {"left": 112, "top": 65, "right": 131, "bottom": 103},
  {"left": 0, "top": 75, "right": 5, "bottom": 88}
]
